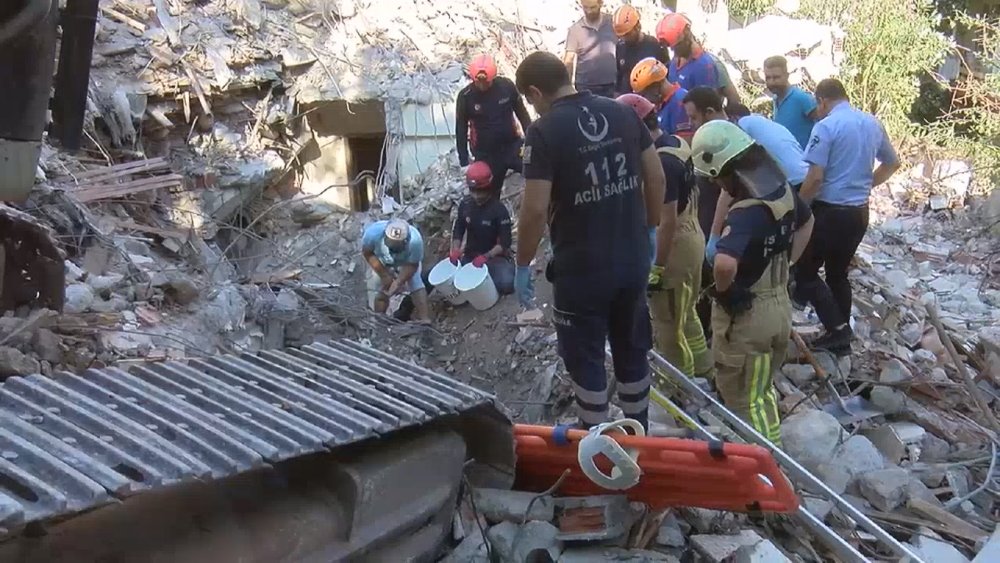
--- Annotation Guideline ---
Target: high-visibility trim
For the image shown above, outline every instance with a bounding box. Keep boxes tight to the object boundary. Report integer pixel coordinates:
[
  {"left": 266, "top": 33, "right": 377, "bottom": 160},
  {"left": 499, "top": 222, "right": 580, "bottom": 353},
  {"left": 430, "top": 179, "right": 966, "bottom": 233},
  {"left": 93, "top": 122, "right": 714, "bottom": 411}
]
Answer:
[
  {"left": 572, "top": 382, "right": 608, "bottom": 406},
  {"left": 617, "top": 375, "right": 652, "bottom": 395},
  {"left": 514, "top": 424, "right": 800, "bottom": 513}
]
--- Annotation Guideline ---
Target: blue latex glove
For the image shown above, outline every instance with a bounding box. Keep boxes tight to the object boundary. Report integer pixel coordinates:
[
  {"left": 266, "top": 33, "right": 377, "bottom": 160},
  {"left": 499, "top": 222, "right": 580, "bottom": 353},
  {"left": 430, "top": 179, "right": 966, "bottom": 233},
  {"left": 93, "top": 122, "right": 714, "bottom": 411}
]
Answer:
[
  {"left": 515, "top": 265, "right": 535, "bottom": 307},
  {"left": 648, "top": 227, "right": 656, "bottom": 265},
  {"left": 705, "top": 234, "right": 720, "bottom": 264}
]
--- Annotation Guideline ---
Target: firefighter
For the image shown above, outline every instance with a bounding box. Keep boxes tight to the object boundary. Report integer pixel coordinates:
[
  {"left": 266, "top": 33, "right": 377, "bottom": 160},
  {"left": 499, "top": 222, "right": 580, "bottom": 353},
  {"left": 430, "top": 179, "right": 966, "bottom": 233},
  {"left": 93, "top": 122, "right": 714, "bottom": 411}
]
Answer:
[
  {"left": 691, "top": 121, "right": 815, "bottom": 445},
  {"left": 613, "top": 5, "right": 670, "bottom": 97},
  {"left": 514, "top": 51, "right": 666, "bottom": 430},
  {"left": 617, "top": 93, "right": 712, "bottom": 379},
  {"left": 361, "top": 218, "right": 430, "bottom": 323},
  {"left": 655, "top": 13, "right": 741, "bottom": 107},
  {"left": 449, "top": 162, "right": 515, "bottom": 294},
  {"left": 630, "top": 57, "right": 690, "bottom": 138},
  {"left": 455, "top": 54, "right": 533, "bottom": 198}
]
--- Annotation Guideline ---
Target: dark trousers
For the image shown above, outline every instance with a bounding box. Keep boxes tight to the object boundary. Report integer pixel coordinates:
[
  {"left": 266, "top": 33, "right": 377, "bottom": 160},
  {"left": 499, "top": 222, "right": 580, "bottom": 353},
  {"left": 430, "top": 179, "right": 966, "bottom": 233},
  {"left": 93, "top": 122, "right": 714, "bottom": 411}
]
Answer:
[
  {"left": 793, "top": 202, "right": 869, "bottom": 331},
  {"left": 553, "top": 281, "right": 653, "bottom": 430},
  {"left": 474, "top": 140, "right": 523, "bottom": 198},
  {"left": 461, "top": 253, "right": 515, "bottom": 294}
]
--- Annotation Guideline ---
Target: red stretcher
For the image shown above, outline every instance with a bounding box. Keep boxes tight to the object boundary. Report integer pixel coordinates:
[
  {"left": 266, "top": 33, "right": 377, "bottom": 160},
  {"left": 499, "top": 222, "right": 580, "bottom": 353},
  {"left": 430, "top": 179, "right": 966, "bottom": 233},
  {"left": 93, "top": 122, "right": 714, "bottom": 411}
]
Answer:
[{"left": 513, "top": 424, "right": 800, "bottom": 513}]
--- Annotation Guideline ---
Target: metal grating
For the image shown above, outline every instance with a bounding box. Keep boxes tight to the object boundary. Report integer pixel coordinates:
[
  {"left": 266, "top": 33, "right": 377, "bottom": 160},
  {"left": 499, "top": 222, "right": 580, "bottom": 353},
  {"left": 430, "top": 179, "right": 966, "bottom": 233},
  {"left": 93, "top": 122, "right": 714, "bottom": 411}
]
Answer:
[{"left": 0, "top": 340, "right": 492, "bottom": 533}]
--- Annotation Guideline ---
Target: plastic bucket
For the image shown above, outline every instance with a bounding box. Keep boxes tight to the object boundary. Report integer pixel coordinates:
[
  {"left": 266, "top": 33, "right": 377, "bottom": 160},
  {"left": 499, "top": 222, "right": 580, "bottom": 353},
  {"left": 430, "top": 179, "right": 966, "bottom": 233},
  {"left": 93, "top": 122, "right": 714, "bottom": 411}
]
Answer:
[
  {"left": 428, "top": 258, "right": 466, "bottom": 305},
  {"left": 453, "top": 262, "right": 499, "bottom": 311}
]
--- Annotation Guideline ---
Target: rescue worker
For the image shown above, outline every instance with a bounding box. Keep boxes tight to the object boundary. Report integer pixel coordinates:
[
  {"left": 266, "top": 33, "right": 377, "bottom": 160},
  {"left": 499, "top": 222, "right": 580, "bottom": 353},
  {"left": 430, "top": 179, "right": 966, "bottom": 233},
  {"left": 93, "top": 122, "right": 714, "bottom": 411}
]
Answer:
[
  {"left": 613, "top": 5, "right": 670, "bottom": 97},
  {"left": 727, "top": 103, "right": 808, "bottom": 192},
  {"left": 795, "top": 78, "right": 901, "bottom": 353},
  {"left": 764, "top": 55, "right": 817, "bottom": 151},
  {"left": 691, "top": 120, "right": 815, "bottom": 445},
  {"left": 564, "top": 0, "right": 618, "bottom": 98},
  {"left": 617, "top": 93, "right": 712, "bottom": 379},
  {"left": 514, "top": 51, "right": 666, "bottom": 430},
  {"left": 655, "top": 13, "right": 741, "bottom": 107},
  {"left": 449, "top": 162, "right": 516, "bottom": 294},
  {"left": 361, "top": 218, "right": 430, "bottom": 323},
  {"left": 630, "top": 57, "right": 690, "bottom": 138},
  {"left": 455, "top": 54, "right": 533, "bottom": 198}
]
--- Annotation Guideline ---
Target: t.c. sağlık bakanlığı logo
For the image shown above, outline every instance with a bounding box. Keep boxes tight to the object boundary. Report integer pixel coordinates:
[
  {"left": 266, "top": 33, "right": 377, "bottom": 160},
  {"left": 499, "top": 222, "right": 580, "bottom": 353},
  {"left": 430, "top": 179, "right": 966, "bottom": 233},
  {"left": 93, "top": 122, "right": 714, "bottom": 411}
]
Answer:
[{"left": 578, "top": 106, "right": 609, "bottom": 143}]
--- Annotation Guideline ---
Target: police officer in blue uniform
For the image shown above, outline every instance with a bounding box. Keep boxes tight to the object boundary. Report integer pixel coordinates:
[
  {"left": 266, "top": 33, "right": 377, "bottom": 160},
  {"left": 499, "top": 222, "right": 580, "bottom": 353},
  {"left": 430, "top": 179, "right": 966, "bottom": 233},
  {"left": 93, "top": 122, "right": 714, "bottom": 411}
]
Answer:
[
  {"left": 691, "top": 121, "right": 815, "bottom": 445},
  {"left": 795, "top": 79, "right": 900, "bottom": 353},
  {"left": 513, "top": 51, "right": 667, "bottom": 430}
]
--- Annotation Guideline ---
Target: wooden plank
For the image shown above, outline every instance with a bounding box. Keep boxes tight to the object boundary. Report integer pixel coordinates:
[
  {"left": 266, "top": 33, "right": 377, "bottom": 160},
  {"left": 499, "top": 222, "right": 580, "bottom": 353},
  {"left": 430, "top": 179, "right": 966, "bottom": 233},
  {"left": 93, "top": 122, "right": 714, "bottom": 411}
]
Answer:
[
  {"left": 100, "top": 6, "right": 147, "bottom": 32},
  {"left": 73, "top": 177, "right": 183, "bottom": 203},
  {"left": 906, "top": 497, "right": 990, "bottom": 542},
  {"left": 53, "top": 158, "right": 169, "bottom": 184},
  {"left": 108, "top": 218, "right": 190, "bottom": 240},
  {"left": 75, "top": 173, "right": 184, "bottom": 193}
]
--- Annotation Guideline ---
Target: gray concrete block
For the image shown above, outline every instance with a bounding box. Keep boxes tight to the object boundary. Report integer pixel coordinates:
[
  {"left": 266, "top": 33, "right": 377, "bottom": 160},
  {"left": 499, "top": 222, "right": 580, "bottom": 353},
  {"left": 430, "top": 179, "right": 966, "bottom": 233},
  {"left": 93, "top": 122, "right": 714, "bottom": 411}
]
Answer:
[
  {"left": 558, "top": 547, "right": 680, "bottom": 562},
  {"left": 858, "top": 467, "right": 910, "bottom": 512},
  {"left": 488, "top": 520, "right": 562, "bottom": 563},
  {"left": 733, "top": 539, "right": 793, "bottom": 563},
  {"left": 473, "top": 488, "right": 554, "bottom": 524},
  {"left": 691, "top": 530, "right": 764, "bottom": 563}
]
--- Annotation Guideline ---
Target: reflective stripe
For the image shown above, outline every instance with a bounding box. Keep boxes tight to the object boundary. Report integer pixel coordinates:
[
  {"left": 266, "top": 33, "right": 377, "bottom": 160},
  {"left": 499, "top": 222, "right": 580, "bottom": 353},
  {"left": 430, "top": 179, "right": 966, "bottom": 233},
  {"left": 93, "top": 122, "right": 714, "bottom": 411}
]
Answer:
[
  {"left": 677, "top": 283, "right": 695, "bottom": 375},
  {"left": 572, "top": 381, "right": 609, "bottom": 406},
  {"left": 619, "top": 395, "right": 650, "bottom": 414},
  {"left": 617, "top": 375, "right": 652, "bottom": 395},
  {"left": 578, "top": 405, "right": 609, "bottom": 425},
  {"left": 748, "top": 355, "right": 766, "bottom": 437}
]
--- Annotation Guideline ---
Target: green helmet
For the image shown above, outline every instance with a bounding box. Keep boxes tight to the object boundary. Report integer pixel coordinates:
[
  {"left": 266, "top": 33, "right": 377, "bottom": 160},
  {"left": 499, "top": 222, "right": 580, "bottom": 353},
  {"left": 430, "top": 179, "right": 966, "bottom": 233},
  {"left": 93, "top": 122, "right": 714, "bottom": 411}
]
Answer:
[{"left": 691, "top": 120, "right": 755, "bottom": 178}]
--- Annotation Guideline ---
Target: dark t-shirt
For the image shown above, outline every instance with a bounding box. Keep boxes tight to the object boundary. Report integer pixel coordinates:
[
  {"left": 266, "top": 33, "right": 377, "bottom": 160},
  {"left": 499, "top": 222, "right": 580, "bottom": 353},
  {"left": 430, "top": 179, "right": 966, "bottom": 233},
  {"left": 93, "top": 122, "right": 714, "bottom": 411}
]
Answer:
[
  {"left": 452, "top": 196, "right": 513, "bottom": 257},
  {"left": 654, "top": 134, "right": 696, "bottom": 213},
  {"left": 455, "top": 77, "right": 532, "bottom": 165},
  {"left": 616, "top": 34, "right": 670, "bottom": 96},
  {"left": 523, "top": 91, "right": 653, "bottom": 287},
  {"left": 716, "top": 186, "right": 812, "bottom": 288}
]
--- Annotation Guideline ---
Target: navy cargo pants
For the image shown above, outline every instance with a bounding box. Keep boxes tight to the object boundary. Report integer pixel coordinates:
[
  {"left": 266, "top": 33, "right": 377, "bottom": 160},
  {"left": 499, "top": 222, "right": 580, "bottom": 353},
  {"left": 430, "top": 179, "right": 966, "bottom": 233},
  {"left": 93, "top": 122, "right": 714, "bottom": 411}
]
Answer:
[
  {"left": 473, "top": 139, "right": 523, "bottom": 199},
  {"left": 552, "top": 280, "right": 653, "bottom": 430}
]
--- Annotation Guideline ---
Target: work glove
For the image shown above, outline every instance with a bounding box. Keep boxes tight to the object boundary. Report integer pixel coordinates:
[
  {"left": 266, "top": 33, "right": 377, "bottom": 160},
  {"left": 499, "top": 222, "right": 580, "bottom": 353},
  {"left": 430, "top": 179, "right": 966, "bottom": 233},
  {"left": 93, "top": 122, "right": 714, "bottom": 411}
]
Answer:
[
  {"left": 515, "top": 265, "right": 535, "bottom": 307},
  {"left": 448, "top": 248, "right": 462, "bottom": 265},
  {"left": 705, "top": 234, "right": 720, "bottom": 264},
  {"left": 648, "top": 264, "right": 665, "bottom": 291},
  {"left": 648, "top": 227, "right": 657, "bottom": 264},
  {"left": 472, "top": 254, "right": 489, "bottom": 268}
]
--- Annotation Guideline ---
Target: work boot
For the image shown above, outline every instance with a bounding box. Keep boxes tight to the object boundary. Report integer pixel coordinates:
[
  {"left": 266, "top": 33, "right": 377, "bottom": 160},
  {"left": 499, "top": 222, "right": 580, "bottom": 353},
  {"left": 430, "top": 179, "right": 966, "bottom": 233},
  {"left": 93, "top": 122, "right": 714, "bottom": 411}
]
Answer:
[{"left": 811, "top": 326, "right": 853, "bottom": 355}]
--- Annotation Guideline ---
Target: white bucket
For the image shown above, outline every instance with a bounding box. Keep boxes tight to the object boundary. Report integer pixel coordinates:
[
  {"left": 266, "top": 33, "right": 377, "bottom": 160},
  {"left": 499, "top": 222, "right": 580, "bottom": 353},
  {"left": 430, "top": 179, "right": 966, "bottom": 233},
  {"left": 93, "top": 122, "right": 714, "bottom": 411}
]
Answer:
[
  {"left": 428, "top": 258, "right": 466, "bottom": 305},
  {"left": 453, "top": 262, "right": 499, "bottom": 311}
]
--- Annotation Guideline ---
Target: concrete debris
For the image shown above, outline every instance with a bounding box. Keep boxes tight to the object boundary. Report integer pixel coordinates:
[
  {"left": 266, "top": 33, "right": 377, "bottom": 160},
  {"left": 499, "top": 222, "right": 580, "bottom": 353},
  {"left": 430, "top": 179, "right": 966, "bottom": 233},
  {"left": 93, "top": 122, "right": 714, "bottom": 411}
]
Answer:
[
  {"left": 733, "top": 539, "right": 793, "bottom": 563},
  {"left": 858, "top": 467, "right": 911, "bottom": 512},
  {"left": 487, "top": 520, "right": 562, "bottom": 563},
  {"left": 31, "top": 329, "right": 63, "bottom": 365},
  {"left": 908, "top": 527, "right": 971, "bottom": 563},
  {"left": 656, "top": 511, "right": 688, "bottom": 547},
  {"left": 473, "top": 488, "right": 554, "bottom": 524},
  {"left": 558, "top": 548, "right": 680, "bottom": 562},
  {"left": 691, "top": 530, "right": 766, "bottom": 563},
  {"left": 0, "top": 347, "right": 41, "bottom": 378},
  {"left": 64, "top": 283, "right": 96, "bottom": 314},
  {"left": 820, "top": 435, "right": 886, "bottom": 486},
  {"left": 441, "top": 530, "right": 488, "bottom": 563},
  {"left": 780, "top": 409, "right": 843, "bottom": 473},
  {"left": 972, "top": 526, "right": 1000, "bottom": 563}
]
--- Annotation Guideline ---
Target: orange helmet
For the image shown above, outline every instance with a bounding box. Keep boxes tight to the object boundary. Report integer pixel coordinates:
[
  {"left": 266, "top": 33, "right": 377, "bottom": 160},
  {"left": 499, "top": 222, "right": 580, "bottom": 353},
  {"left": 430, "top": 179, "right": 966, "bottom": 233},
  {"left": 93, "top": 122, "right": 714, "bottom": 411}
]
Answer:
[
  {"left": 612, "top": 5, "right": 640, "bottom": 36},
  {"left": 656, "top": 13, "right": 691, "bottom": 47},
  {"left": 467, "top": 54, "right": 497, "bottom": 83},
  {"left": 630, "top": 57, "right": 668, "bottom": 92}
]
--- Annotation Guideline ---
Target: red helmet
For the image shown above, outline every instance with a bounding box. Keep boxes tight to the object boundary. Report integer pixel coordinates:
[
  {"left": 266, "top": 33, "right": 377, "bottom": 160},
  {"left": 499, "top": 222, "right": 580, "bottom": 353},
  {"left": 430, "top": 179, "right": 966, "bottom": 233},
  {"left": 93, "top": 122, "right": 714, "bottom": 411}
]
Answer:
[
  {"left": 466, "top": 161, "right": 493, "bottom": 190},
  {"left": 467, "top": 54, "right": 498, "bottom": 83},
  {"left": 616, "top": 93, "right": 656, "bottom": 120},
  {"left": 656, "top": 13, "right": 691, "bottom": 47}
]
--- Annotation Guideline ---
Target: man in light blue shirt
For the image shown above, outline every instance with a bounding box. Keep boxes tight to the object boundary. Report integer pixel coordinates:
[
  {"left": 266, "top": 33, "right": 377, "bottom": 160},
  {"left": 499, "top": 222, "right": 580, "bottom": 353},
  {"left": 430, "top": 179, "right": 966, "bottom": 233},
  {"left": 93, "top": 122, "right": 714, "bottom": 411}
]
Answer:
[
  {"left": 729, "top": 104, "right": 808, "bottom": 188},
  {"left": 794, "top": 78, "right": 901, "bottom": 353},
  {"left": 361, "top": 218, "right": 429, "bottom": 322},
  {"left": 764, "top": 56, "right": 816, "bottom": 151}
]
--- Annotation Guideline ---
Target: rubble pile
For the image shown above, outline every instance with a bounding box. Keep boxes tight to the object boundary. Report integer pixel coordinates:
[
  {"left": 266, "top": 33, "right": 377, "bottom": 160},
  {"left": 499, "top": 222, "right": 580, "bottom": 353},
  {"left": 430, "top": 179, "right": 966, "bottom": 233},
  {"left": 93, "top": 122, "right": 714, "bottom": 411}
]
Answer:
[{"left": 443, "top": 487, "right": 799, "bottom": 563}]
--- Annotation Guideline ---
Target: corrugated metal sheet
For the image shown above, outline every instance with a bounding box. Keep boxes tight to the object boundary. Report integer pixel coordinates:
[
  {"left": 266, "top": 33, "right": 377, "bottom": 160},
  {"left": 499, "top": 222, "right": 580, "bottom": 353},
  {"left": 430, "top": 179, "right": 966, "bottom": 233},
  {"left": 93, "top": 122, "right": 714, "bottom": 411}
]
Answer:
[
  {"left": 397, "top": 103, "right": 455, "bottom": 182},
  {"left": 0, "top": 340, "right": 491, "bottom": 533}
]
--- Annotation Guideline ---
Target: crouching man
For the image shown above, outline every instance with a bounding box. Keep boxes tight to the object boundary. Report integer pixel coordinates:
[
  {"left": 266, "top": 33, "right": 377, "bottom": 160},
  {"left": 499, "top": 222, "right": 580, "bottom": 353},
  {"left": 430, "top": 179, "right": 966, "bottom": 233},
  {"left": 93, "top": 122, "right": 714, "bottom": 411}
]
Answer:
[
  {"left": 361, "top": 218, "right": 430, "bottom": 322},
  {"left": 449, "top": 162, "right": 516, "bottom": 294}
]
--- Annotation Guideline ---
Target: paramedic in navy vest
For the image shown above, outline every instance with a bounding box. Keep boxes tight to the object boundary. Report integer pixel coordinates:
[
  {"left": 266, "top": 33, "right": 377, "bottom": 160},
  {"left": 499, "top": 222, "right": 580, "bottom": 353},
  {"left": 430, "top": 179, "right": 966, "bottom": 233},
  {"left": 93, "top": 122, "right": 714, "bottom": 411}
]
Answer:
[
  {"left": 448, "top": 162, "right": 516, "bottom": 294},
  {"left": 794, "top": 78, "right": 901, "bottom": 354},
  {"left": 513, "top": 51, "right": 666, "bottom": 431},
  {"left": 455, "top": 54, "right": 533, "bottom": 198},
  {"left": 613, "top": 5, "right": 670, "bottom": 97}
]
